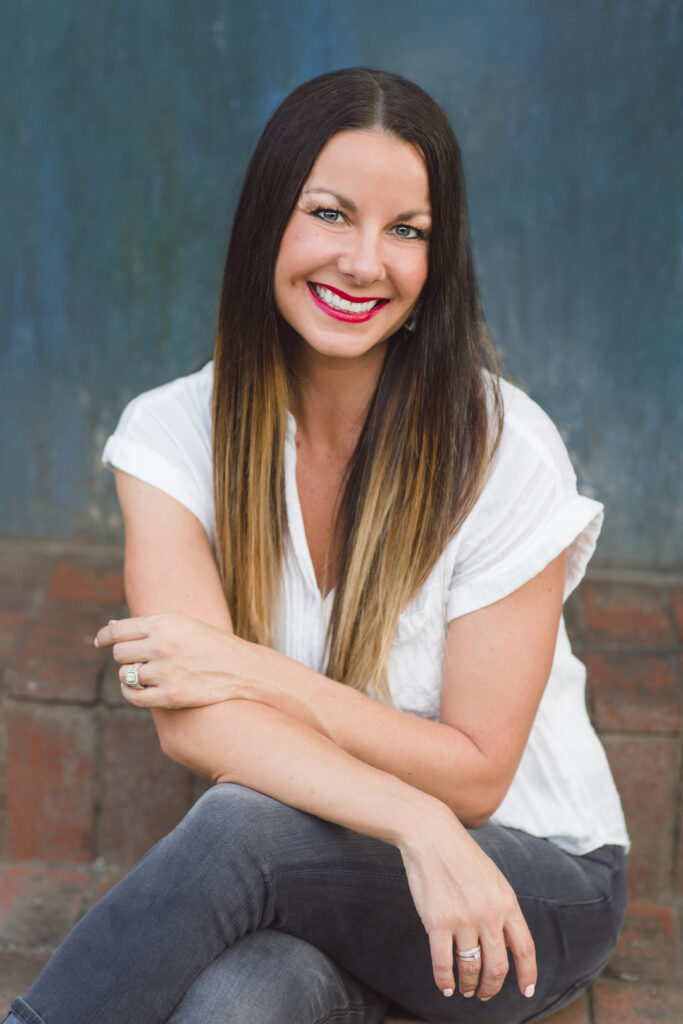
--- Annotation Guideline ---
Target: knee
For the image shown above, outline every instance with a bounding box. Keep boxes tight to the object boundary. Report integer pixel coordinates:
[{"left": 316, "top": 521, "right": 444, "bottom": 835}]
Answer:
[
  {"left": 170, "top": 930, "right": 371, "bottom": 1024},
  {"left": 178, "top": 784, "right": 295, "bottom": 856}
]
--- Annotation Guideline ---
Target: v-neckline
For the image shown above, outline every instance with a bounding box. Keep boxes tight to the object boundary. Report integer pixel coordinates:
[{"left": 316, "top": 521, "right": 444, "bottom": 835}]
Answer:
[{"left": 284, "top": 411, "right": 336, "bottom": 605}]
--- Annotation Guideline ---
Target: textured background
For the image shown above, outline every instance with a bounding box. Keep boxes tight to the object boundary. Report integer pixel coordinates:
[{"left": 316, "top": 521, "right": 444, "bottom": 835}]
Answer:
[{"left": 1, "top": 0, "right": 681, "bottom": 566}]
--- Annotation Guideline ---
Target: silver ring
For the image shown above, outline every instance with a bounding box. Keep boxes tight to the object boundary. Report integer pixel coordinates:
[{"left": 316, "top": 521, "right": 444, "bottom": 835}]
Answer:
[
  {"left": 456, "top": 945, "right": 482, "bottom": 962},
  {"left": 124, "top": 662, "right": 144, "bottom": 689}
]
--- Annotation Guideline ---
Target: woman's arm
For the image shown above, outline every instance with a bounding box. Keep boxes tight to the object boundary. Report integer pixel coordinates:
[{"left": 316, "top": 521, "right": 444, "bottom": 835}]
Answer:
[
  {"left": 110, "top": 470, "right": 537, "bottom": 1001},
  {"left": 108, "top": 470, "right": 565, "bottom": 827},
  {"left": 248, "top": 550, "right": 564, "bottom": 825}
]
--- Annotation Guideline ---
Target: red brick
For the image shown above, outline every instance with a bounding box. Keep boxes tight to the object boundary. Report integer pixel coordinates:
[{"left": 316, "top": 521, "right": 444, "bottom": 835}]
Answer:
[
  {"left": 99, "top": 712, "right": 193, "bottom": 867},
  {"left": 6, "top": 600, "right": 111, "bottom": 701},
  {"left": 564, "top": 587, "right": 586, "bottom": 647},
  {"left": 583, "top": 582, "right": 674, "bottom": 646},
  {"left": 671, "top": 588, "right": 683, "bottom": 642},
  {"left": 0, "top": 865, "right": 90, "bottom": 948},
  {"left": 608, "top": 901, "right": 677, "bottom": 982},
  {"left": 0, "top": 611, "right": 27, "bottom": 664},
  {"left": 192, "top": 773, "right": 213, "bottom": 803},
  {"left": 542, "top": 992, "right": 591, "bottom": 1023},
  {"left": 676, "top": 797, "right": 683, "bottom": 899},
  {"left": 592, "top": 977, "right": 683, "bottom": 1023},
  {"left": 92, "top": 870, "right": 126, "bottom": 903},
  {"left": 101, "top": 656, "right": 127, "bottom": 706},
  {"left": 47, "top": 552, "right": 124, "bottom": 604},
  {"left": 0, "top": 950, "right": 51, "bottom": 1016},
  {"left": 6, "top": 706, "right": 95, "bottom": 862},
  {"left": 602, "top": 735, "right": 679, "bottom": 900},
  {"left": 0, "top": 541, "right": 58, "bottom": 614},
  {"left": 587, "top": 652, "right": 680, "bottom": 734}
]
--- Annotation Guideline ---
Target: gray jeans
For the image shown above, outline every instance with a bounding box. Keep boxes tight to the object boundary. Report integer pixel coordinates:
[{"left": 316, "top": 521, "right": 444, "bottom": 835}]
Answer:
[{"left": 5, "top": 784, "right": 626, "bottom": 1024}]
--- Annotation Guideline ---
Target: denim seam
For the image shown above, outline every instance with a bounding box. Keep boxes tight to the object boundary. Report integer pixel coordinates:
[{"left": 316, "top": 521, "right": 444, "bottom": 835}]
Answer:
[
  {"left": 285, "top": 867, "right": 408, "bottom": 882},
  {"left": 8, "top": 999, "right": 48, "bottom": 1024},
  {"left": 311, "top": 1001, "right": 382, "bottom": 1024},
  {"left": 518, "top": 892, "right": 612, "bottom": 908}
]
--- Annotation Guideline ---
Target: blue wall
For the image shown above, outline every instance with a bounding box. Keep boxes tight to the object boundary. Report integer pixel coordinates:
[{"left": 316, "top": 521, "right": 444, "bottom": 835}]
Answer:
[{"left": 1, "top": 0, "right": 681, "bottom": 566}]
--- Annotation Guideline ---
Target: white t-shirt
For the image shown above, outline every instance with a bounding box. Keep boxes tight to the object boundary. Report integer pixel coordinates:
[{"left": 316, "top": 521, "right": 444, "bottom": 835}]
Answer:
[{"left": 103, "top": 361, "right": 629, "bottom": 855}]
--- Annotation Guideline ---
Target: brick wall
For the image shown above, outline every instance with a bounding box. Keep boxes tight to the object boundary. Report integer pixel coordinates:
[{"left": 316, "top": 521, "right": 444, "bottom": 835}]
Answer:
[
  {"left": 0, "top": 540, "right": 207, "bottom": 950},
  {"left": 1, "top": 539, "right": 681, "bottom": 982}
]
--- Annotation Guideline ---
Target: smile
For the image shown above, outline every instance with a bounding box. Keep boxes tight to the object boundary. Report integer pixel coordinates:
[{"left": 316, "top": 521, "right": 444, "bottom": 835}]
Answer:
[{"left": 308, "top": 282, "right": 389, "bottom": 323}]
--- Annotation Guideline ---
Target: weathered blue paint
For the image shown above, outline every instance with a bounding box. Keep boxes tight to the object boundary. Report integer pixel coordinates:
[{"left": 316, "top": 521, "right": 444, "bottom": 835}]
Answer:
[{"left": 1, "top": 0, "right": 680, "bottom": 565}]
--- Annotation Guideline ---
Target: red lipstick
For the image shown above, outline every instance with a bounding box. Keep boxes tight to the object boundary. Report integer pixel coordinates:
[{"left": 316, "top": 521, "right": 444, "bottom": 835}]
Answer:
[{"left": 307, "top": 282, "right": 389, "bottom": 323}]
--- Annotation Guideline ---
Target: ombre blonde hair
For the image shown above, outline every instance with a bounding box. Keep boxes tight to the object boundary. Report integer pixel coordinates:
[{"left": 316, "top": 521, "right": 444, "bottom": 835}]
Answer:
[{"left": 213, "top": 69, "right": 502, "bottom": 700}]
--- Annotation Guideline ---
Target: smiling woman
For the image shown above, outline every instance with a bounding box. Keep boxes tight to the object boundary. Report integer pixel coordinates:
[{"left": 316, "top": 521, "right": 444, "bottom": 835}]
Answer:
[
  {"left": 4, "top": 69, "right": 628, "bottom": 1024},
  {"left": 274, "top": 129, "right": 430, "bottom": 348}
]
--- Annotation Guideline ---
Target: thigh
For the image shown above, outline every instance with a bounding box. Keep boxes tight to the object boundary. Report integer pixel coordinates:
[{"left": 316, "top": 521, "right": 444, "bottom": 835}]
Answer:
[
  {"left": 9, "top": 786, "right": 624, "bottom": 1024},
  {"left": 167, "top": 929, "right": 389, "bottom": 1024},
  {"left": 266, "top": 810, "right": 626, "bottom": 1024},
  {"left": 467, "top": 826, "right": 627, "bottom": 1022}
]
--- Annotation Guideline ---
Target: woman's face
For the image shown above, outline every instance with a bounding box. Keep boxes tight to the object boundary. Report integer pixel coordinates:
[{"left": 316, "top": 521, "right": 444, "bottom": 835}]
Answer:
[{"left": 274, "top": 129, "right": 431, "bottom": 365}]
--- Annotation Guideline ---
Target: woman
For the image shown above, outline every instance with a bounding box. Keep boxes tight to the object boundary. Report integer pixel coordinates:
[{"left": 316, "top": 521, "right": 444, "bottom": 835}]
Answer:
[{"left": 5, "top": 68, "right": 628, "bottom": 1024}]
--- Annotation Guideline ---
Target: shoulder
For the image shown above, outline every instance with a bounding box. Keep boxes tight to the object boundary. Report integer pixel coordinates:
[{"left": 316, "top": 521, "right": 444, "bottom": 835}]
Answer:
[
  {"left": 445, "top": 374, "right": 603, "bottom": 617},
  {"left": 492, "top": 375, "right": 578, "bottom": 487},
  {"left": 115, "top": 360, "right": 214, "bottom": 435},
  {"left": 102, "top": 361, "right": 216, "bottom": 544}
]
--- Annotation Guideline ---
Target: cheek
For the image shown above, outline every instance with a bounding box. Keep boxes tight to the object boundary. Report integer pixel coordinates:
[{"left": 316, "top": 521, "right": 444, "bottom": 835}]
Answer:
[
  {"left": 274, "top": 230, "right": 298, "bottom": 289},
  {"left": 274, "top": 228, "right": 318, "bottom": 318},
  {"left": 399, "top": 252, "right": 429, "bottom": 299},
  {"left": 275, "top": 220, "right": 324, "bottom": 282}
]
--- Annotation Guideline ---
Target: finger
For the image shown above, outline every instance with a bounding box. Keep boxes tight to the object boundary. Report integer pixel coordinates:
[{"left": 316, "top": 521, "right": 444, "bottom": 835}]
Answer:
[
  {"left": 120, "top": 682, "right": 160, "bottom": 708},
  {"left": 453, "top": 934, "right": 482, "bottom": 998},
  {"left": 96, "top": 617, "right": 151, "bottom": 650},
  {"left": 505, "top": 915, "right": 537, "bottom": 1000},
  {"left": 118, "top": 663, "right": 182, "bottom": 710},
  {"left": 428, "top": 929, "right": 455, "bottom": 997},
  {"left": 111, "top": 640, "right": 152, "bottom": 665},
  {"left": 119, "top": 670, "right": 160, "bottom": 708},
  {"left": 475, "top": 933, "right": 508, "bottom": 1000},
  {"left": 118, "top": 662, "right": 154, "bottom": 691}
]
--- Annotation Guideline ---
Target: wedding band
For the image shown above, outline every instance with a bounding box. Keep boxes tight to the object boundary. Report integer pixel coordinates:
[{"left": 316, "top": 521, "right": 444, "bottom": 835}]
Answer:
[
  {"left": 124, "top": 662, "right": 144, "bottom": 689},
  {"left": 456, "top": 945, "right": 482, "bottom": 962}
]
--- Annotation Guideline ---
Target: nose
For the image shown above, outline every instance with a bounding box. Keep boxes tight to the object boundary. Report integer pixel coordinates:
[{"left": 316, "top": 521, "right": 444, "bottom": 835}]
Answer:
[{"left": 336, "top": 228, "right": 386, "bottom": 286}]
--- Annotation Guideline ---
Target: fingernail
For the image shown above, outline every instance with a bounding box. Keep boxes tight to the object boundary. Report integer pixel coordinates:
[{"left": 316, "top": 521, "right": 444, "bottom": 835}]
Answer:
[
  {"left": 441, "top": 988, "right": 454, "bottom": 998},
  {"left": 93, "top": 637, "right": 99, "bottom": 647},
  {"left": 463, "top": 990, "right": 475, "bottom": 998},
  {"left": 480, "top": 996, "right": 492, "bottom": 1002},
  {"left": 108, "top": 619, "right": 117, "bottom": 625},
  {"left": 525, "top": 984, "right": 535, "bottom": 998}
]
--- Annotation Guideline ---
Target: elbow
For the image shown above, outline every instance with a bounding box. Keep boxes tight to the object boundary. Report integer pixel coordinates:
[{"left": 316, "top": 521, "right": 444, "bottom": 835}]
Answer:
[
  {"left": 150, "top": 709, "right": 194, "bottom": 768},
  {"left": 157, "top": 728, "right": 179, "bottom": 763},
  {"left": 460, "top": 809, "right": 491, "bottom": 830},
  {"left": 150, "top": 706, "right": 237, "bottom": 786},
  {"left": 448, "top": 775, "right": 510, "bottom": 830},
  {"left": 457, "top": 803, "right": 496, "bottom": 830}
]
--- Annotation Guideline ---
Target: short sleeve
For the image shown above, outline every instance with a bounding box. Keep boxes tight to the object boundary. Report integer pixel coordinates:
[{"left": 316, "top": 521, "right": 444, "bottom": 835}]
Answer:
[
  {"left": 446, "top": 380, "right": 603, "bottom": 621},
  {"left": 101, "top": 362, "right": 216, "bottom": 546}
]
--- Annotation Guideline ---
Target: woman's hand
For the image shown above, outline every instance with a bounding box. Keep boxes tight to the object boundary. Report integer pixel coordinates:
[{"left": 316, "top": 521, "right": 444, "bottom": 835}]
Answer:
[
  {"left": 398, "top": 803, "right": 537, "bottom": 1002},
  {"left": 95, "top": 613, "right": 256, "bottom": 710}
]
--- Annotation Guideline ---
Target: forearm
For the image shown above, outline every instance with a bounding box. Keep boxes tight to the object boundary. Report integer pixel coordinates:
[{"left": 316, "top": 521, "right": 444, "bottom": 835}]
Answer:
[
  {"left": 235, "top": 643, "right": 497, "bottom": 825},
  {"left": 153, "top": 699, "right": 452, "bottom": 848}
]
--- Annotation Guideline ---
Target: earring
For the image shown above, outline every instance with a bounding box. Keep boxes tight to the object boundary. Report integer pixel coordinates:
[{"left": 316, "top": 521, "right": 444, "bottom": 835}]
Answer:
[{"left": 404, "top": 299, "right": 421, "bottom": 333}]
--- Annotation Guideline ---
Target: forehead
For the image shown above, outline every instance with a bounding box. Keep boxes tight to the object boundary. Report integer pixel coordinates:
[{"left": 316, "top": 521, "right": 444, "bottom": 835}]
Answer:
[{"left": 303, "top": 129, "right": 430, "bottom": 208}]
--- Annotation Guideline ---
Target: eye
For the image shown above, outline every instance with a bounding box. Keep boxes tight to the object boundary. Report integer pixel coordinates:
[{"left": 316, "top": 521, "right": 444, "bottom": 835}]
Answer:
[
  {"left": 391, "top": 224, "right": 426, "bottom": 240},
  {"left": 310, "top": 206, "right": 345, "bottom": 224}
]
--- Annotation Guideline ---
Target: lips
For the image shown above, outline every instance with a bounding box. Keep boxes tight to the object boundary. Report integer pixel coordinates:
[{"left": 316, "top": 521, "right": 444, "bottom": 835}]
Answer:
[{"left": 308, "top": 282, "right": 389, "bottom": 323}]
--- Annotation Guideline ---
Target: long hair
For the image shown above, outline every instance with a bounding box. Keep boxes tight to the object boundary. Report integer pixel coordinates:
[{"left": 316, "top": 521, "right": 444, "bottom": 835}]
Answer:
[{"left": 213, "top": 68, "right": 502, "bottom": 699}]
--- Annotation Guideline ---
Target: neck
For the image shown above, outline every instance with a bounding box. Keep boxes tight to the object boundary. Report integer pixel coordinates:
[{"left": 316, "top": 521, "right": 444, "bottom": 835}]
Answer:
[{"left": 289, "top": 341, "right": 386, "bottom": 457}]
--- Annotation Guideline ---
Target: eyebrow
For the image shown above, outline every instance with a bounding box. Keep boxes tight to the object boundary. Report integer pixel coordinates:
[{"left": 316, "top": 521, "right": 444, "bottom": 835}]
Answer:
[{"left": 303, "top": 186, "right": 431, "bottom": 220}]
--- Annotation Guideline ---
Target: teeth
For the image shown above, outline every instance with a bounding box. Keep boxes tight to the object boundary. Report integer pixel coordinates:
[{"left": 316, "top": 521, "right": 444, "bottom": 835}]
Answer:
[{"left": 313, "top": 284, "right": 381, "bottom": 314}]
